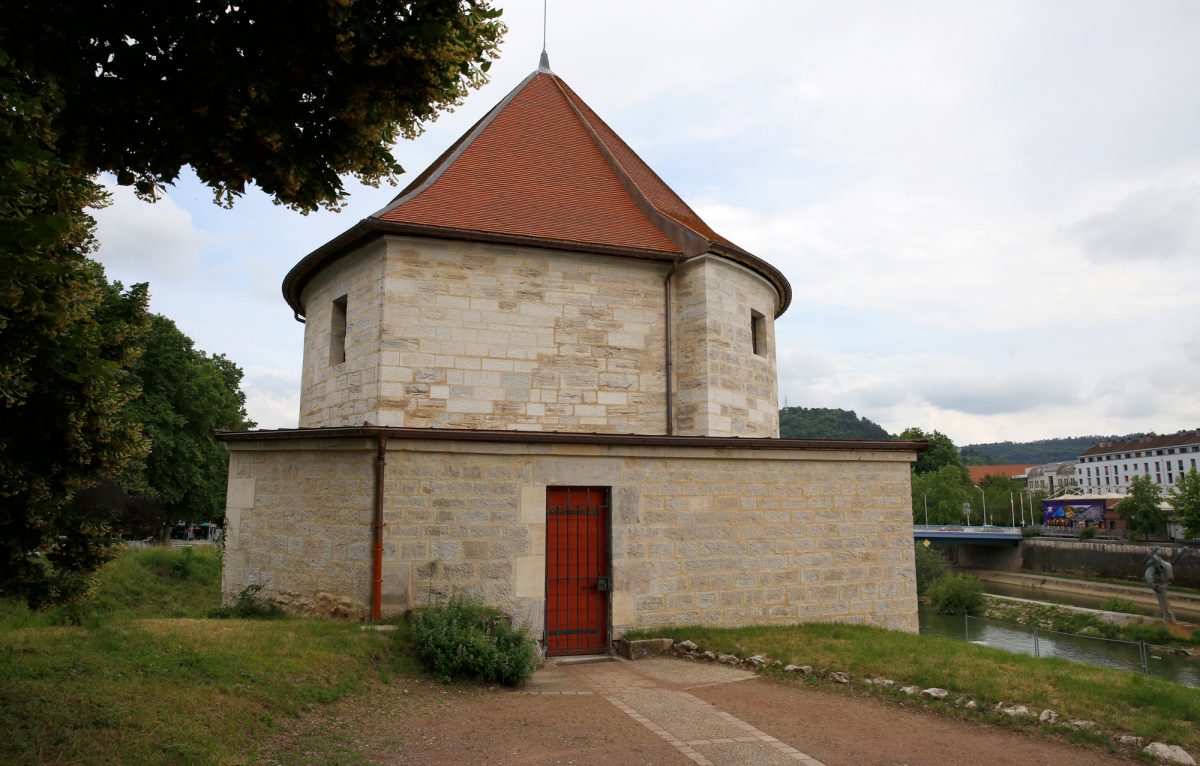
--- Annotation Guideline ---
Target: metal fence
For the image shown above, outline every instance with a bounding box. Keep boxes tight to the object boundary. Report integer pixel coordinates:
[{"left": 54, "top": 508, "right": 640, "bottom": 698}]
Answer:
[
  {"left": 964, "top": 613, "right": 1151, "bottom": 676},
  {"left": 1025, "top": 525, "right": 1126, "bottom": 541}
]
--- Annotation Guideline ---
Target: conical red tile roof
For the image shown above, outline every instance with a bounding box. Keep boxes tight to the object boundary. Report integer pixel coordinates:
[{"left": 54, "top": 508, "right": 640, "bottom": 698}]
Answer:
[{"left": 284, "top": 60, "right": 790, "bottom": 318}]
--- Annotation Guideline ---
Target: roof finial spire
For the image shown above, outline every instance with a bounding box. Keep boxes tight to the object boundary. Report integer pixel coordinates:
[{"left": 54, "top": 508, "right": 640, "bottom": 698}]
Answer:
[{"left": 539, "top": 0, "right": 552, "bottom": 72}]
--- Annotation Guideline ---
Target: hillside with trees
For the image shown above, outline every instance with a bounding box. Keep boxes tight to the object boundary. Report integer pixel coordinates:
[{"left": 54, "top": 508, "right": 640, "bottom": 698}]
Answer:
[
  {"left": 961, "top": 434, "right": 1147, "bottom": 465},
  {"left": 778, "top": 407, "right": 891, "bottom": 440}
]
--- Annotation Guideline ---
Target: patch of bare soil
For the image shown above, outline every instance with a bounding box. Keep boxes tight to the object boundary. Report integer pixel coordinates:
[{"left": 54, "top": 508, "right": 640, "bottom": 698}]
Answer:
[
  {"left": 688, "top": 676, "right": 1137, "bottom": 766},
  {"left": 261, "top": 677, "right": 680, "bottom": 765},
  {"left": 264, "top": 661, "right": 1141, "bottom": 766}
]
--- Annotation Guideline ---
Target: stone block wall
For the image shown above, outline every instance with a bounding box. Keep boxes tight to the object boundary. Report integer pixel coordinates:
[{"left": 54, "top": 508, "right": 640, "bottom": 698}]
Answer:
[
  {"left": 672, "top": 256, "right": 779, "bottom": 437},
  {"left": 222, "top": 439, "right": 375, "bottom": 618},
  {"left": 223, "top": 435, "right": 918, "bottom": 634},
  {"left": 297, "top": 236, "right": 784, "bottom": 437},
  {"left": 299, "top": 241, "right": 386, "bottom": 427},
  {"left": 378, "top": 237, "right": 673, "bottom": 433}
]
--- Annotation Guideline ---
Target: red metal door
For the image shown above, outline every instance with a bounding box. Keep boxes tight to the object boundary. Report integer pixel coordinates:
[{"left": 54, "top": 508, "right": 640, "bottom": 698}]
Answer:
[{"left": 545, "top": 487, "right": 609, "bottom": 656}]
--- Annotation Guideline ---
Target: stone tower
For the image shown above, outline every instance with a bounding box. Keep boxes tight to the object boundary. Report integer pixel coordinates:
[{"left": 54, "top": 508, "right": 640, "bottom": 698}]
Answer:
[{"left": 283, "top": 56, "right": 790, "bottom": 438}]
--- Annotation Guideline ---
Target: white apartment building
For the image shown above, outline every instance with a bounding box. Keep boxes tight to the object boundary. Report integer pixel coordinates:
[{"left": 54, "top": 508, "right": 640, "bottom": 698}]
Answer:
[
  {"left": 1025, "top": 461, "right": 1077, "bottom": 493},
  {"left": 1076, "top": 430, "right": 1200, "bottom": 495}
]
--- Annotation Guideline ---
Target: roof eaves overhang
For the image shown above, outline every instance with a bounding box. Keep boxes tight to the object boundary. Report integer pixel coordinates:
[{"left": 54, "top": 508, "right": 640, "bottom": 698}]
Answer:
[
  {"left": 282, "top": 218, "right": 687, "bottom": 318},
  {"left": 707, "top": 242, "right": 792, "bottom": 318},
  {"left": 215, "top": 424, "right": 928, "bottom": 454},
  {"left": 545, "top": 76, "right": 793, "bottom": 318}
]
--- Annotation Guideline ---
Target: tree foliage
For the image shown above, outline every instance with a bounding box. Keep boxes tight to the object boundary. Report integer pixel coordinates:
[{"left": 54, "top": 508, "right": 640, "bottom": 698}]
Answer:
[
  {"left": 121, "top": 315, "right": 255, "bottom": 522},
  {"left": 1116, "top": 475, "right": 1166, "bottom": 541},
  {"left": 978, "top": 474, "right": 1025, "bottom": 526},
  {"left": 0, "top": 54, "right": 150, "bottom": 606},
  {"left": 1169, "top": 467, "right": 1200, "bottom": 539},
  {"left": 777, "top": 406, "right": 890, "bottom": 440},
  {"left": 898, "top": 426, "right": 968, "bottom": 480},
  {"left": 1, "top": 3, "right": 503, "bottom": 607},
  {"left": 960, "top": 433, "right": 1148, "bottom": 465},
  {"left": 2, "top": 1, "right": 506, "bottom": 211},
  {"left": 912, "top": 465, "right": 975, "bottom": 525}
]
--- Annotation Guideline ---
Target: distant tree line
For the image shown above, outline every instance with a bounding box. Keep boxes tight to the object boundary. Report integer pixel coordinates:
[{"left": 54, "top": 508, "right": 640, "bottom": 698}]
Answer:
[
  {"left": 778, "top": 407, "right": 890, "bottom": 440},
  {"left": 960, "top": 434, "right": 1147, "bottom": 465}
]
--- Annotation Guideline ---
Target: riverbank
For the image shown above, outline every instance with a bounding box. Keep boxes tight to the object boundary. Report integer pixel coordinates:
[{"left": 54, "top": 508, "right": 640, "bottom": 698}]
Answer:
[
  {"left": 627, "top": 622, "right": 1200, "bottom": 759},
  {"left": 968, "top": 568, "right": 1200, "bottom": 621}
]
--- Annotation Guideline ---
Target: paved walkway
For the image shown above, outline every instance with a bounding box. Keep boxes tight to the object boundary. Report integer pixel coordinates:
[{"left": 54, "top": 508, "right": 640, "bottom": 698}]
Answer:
[{"left": 518, "top": 657, "right": 825, "bottom": 766}]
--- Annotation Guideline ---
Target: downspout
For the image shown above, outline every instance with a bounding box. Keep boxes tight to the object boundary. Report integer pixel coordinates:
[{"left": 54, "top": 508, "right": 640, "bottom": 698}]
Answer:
[
  {"left": 663, "top": 254, "right": 703, "bottom": 436},
  {"left": 663, "top": 261, "right": 680, "bottom": 435},
  {"left": 371, "top": 433, "right": 389, "bottom": 621}
]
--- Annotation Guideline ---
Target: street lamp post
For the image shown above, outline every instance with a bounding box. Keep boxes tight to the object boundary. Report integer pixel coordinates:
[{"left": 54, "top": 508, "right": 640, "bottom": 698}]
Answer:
[
  {"left": 923, "top": 492, "right": 929, "bottom": 526},
  {"left": 975, "top": 485, "right": 988, "bottom": 526}
]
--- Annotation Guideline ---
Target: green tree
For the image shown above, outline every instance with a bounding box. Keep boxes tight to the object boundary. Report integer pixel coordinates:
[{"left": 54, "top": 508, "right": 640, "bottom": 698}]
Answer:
[
  {"left": 1116, "top": 475, "right": 1166, "bottom": 541},
  {"left": 912, "top": 464, "right": 975, "bottom": 525},
  {"left": 0, "top": 55, "right": 150, "bottom": 606},
  {"left": 120, "top": 316, "right": 255, "bottom": 524},
  {"left": 1168, "top": 467, "right": 1200, "bottom": 539},
  {"left": 2, "top": 1, "right": 505, "bottom": 212},
  {"left": 899, "top": 426, "right": 969, "bottom": 481},
  {"left": 1, "top": 4, "right": 503, "bottom": 606},
  {"left": 979, "top": 474, "right": 1025, "bottom": 527}
]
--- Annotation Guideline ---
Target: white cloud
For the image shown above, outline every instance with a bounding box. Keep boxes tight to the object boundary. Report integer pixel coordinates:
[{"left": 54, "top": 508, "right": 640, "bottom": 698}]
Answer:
[
  {"left": 241, "top": 367, "right": 301, "bottom": 430},
  {"left": 1070, "top": 182, "right": 1200, "bottom": 262},
  {"left": 93, "top": 183, "right": 206, "bottom": 282},
  {"left": 89, "top": 1, "right": 1200, "bottom": 446}
]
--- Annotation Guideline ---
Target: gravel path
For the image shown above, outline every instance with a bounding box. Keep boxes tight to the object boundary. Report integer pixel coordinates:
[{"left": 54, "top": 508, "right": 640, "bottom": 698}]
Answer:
[{"left": 263, "top": 656, "right": 1136, "bottom": 765}]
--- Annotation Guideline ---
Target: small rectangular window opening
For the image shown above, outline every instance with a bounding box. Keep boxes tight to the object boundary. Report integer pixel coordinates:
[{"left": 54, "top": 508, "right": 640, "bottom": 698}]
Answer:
[
  {"left": 751, "top": 310, "right": 767, "bottom": 357},
  {"left": 330, "top": 294, "right": 347, "bottom": 366}
]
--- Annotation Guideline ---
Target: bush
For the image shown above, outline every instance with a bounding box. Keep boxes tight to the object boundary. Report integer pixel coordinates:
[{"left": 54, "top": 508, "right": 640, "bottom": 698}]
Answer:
[
  {"left": 209, "top": 584, "right": 284, "bottom": 619},
  {"left": 914, "top": 544, "right": 948, "bottom": 595},
  {"left": 927, "top": 574, "right": 984, "bottom": 616},
  {"left": 1098, "top": 596, "right": 1141, "bottom": 615},
  {"left": 1021, "top": 527, "right": 1041, "bottom": 537},
  {"left": 411, "top": 595, "right": 538, "bottom": 687},
  {"left": 1078, "top": 527, "right": 1097, "bottom": 540}
]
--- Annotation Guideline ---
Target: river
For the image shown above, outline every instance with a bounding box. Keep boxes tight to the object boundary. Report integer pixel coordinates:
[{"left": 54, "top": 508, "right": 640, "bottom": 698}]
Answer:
[{"left": 918, "top": 602, "right": 1200, "bottom": 687}]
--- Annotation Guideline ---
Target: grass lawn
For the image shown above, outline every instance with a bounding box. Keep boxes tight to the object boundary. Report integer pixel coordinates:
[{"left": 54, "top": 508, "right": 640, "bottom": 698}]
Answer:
[
  {"left": 626, "top": 623, "right": 1200, "bottom": 755},
  {"left": 0, "top": 546, "right": 418, "bottom": 766}
]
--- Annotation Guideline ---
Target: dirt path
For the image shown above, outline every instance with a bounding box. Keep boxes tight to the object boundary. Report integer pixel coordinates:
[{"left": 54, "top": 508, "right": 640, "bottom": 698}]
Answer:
[{"left": 262, "top": 657, "right": 1136, "bottom": 765}]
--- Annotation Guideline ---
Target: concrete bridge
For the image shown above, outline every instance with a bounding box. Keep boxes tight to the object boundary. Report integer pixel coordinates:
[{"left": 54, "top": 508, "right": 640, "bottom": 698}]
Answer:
[
  {"left": 913, "top": 524, "right": 1023, "bottom": 568},
  {"left": 912, "top": 525, "right": 1023, "bottom": 545}
]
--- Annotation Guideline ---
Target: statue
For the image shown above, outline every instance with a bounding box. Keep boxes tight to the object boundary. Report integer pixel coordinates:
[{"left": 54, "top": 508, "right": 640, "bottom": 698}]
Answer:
[{"left": 1144, "top": 547, "right": 1190, "bottom": 622}]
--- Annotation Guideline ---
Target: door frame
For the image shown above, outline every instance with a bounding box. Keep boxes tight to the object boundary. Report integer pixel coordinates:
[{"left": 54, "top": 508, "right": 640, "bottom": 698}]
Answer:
[{"left": 543, "top": 486, "right": 612, "bottom": 657}]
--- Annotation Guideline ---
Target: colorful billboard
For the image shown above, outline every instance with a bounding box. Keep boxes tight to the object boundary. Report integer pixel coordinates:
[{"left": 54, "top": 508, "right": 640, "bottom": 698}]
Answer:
[{"left": 1042, "top": 500, "right": 1105, "bottom": 526}]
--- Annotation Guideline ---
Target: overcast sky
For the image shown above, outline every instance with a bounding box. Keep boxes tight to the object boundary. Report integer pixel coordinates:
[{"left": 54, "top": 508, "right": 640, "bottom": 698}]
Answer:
[{"left": 91, "top": 1, "right": 1200, "bottom": 445}]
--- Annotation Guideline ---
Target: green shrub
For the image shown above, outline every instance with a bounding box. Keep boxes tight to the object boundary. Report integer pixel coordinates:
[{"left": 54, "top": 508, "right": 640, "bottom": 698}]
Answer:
[
  {"left": 1098, "top": 596, "right": 1141, "bottom": 615},
  {"left": 1078, "top": 527, "right": 1097, "bottom": 540},
  {"left": 209, "top": 584, "right": 284, "bottom": 619},
  {"left": 914, "top": 544, "right": 948, "bottom": 595},
  {"left": 1119, "top": 623, "right": 1176, "bottom": 645},
  {"left": 410, "top": 595, "right": 538, "bottom": 687},
  {"left": 1021, "top": 526, "right": 1041, "bottom": 537},
  {"left": 927, "top": 573, "right": 984, "bottom": 615}
]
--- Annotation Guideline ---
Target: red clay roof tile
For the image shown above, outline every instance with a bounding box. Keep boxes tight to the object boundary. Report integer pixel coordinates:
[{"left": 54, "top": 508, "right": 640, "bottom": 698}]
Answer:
[
  {"left": 376, "top": 72, "right": 683, "bottom": 253},
  {"left": 283, "top": 64, "right": 791, "bottom": 318}
]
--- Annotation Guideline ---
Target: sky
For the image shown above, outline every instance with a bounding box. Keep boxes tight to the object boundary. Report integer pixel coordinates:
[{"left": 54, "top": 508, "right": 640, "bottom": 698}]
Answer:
[{"left": 91, "top": 1, "right": 1200, "bottom": 446}]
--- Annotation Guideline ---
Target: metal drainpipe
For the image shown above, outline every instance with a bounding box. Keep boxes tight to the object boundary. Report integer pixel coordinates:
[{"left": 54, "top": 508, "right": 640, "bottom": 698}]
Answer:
[
  {"left": 371, "top": 434, "right": 389, "bottom": 621},
  {"left": 663, "top": 254, "right": 701, "bottom": 436},
  {"left": 663, "top": 262, "right": 680, "bottom": 435}
]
